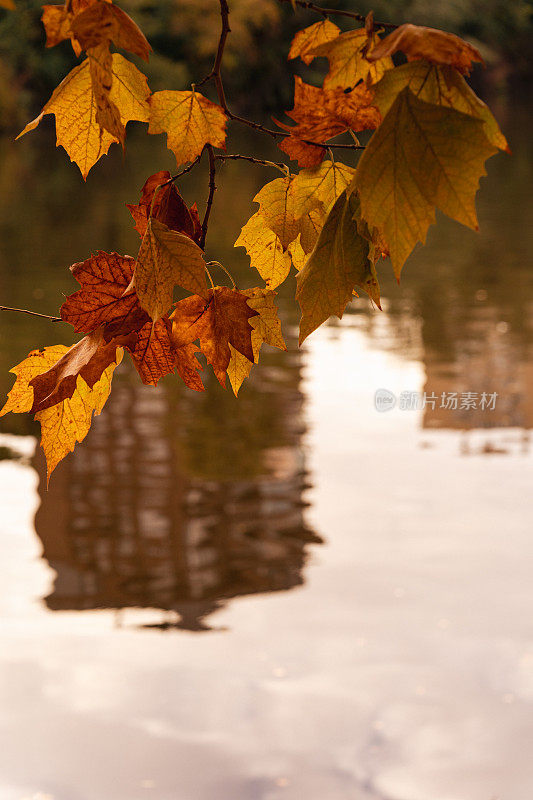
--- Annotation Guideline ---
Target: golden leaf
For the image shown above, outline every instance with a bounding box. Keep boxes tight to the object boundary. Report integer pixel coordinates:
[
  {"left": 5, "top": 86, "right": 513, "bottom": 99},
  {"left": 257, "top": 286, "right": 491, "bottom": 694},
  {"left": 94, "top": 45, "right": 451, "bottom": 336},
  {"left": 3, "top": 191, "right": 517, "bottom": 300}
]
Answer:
[
  {"left": 373, "top": 61, "right": 509, "bottom": 152},
  {"left": 132, "top": 217, "right": 208, "bottom": 322},
  {"left": 148, "top": 90, "right": 227, "bottom": 167},
  {"left": 234, "top": 213, "right": 293, "bottom": 289},
  {"left": 288, "top": 159, "right": 356, "bottom": 218},
  {"left": 309, "top": 29, "right": 393, "bottom": 89},
  {"left": 353, "top": 87, "right": 498, "bottom": 276},
  {"left": 288, "top": 19, "right": 340, "bottom": 65},
  {"left": 70, "top": 1, "right": 151, "bottom": 61},
  {"left": 0, "top": 345, "right": 122, "bottom": 481},
  {"left": 227, "top": 288, "right": 286, "bottom": 396},
  {"left": 17, "top": 54, "right": 150, "bottom": 179},
  {"left": 88, "top": 43, "right": 124, "bottom": 142},
  {"left": 296, "top": 190, "right": 378, "bottom": 344},
  {"left": 367, "top": 23, "right": 483, "bottom": 75}
]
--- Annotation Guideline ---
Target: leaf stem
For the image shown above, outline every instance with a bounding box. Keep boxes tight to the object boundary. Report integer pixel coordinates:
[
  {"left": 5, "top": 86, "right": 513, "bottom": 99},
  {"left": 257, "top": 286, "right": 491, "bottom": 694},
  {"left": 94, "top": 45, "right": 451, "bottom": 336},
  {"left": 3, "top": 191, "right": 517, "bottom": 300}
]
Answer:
[
  {"left": 207, "top": 260, "right": 237, "bottom": 289},
  {"left": 0, "top": 305, "right": 62, "bottom": 322}
]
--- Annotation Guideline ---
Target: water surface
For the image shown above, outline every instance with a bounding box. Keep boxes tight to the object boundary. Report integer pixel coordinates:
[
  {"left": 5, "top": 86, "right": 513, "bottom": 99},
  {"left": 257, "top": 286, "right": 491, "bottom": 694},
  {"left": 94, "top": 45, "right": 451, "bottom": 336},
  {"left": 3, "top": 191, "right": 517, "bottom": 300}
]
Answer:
[{"left": 0, "top": 103, "right": 532, "bottom": 800}]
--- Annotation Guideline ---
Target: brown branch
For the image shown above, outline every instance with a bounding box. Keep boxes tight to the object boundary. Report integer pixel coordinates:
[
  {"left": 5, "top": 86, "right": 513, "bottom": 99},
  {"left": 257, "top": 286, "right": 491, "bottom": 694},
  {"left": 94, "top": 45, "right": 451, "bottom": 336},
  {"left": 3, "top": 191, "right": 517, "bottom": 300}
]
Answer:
[
  {"left": 276, "top": 0, "right": 397, "bottom": 29},
  {"left": 0, "top": 305, "right": 62, "bottom": 322},
  {"left": 215, "top": 154, "right": 287, "bottom": 171},
  {"left": 201, "top": 145, "right": 217, "bottom": 249},
  {"left": 165, "top": 153, "right": 203, "bottom": 186}
]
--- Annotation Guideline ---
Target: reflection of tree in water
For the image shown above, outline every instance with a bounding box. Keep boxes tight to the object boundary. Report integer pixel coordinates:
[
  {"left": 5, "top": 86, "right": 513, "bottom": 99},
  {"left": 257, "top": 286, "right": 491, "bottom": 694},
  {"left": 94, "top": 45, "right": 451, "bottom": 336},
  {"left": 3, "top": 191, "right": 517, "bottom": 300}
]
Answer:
[
  {"left": 33, "top": 338, "right": 321, "bottom": 632},
  {"left": 345, "top": 119, "right": 533, "bottom": 444}
]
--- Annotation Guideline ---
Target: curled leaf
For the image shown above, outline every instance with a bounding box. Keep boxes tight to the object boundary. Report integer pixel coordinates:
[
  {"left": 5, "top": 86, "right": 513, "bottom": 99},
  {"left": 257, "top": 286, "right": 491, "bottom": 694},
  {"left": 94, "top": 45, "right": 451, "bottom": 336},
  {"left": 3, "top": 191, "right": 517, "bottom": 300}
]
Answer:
[{"left": 367, "top": 23, "right": 483, "bottom": 75}]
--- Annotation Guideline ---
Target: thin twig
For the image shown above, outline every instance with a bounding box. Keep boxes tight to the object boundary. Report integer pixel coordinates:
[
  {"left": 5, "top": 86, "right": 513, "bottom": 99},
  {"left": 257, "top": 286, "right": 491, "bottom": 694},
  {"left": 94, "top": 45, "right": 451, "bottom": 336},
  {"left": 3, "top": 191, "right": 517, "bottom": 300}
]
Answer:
[
  {"left": 0, "top": 305, "right": 62, "bottom": 322},
  {"left": 165, "top": 153, "right": 203, "bottom": 186},
  {"left": 215, "top": 153, "right": 288, "bottom": 173},
  {"left": 276, "top": 0, "right": 397, "bottom": 29},
  {"left": 201, "top": 145, "right": 217, "bottom": 249}
]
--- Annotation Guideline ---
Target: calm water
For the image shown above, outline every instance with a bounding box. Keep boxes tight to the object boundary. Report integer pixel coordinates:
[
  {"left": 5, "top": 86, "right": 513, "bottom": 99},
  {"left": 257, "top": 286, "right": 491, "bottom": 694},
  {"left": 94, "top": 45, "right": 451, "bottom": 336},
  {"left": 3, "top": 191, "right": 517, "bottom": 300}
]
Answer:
[{"left": 0, "top": 100, "right": 532, "bottom": 800}]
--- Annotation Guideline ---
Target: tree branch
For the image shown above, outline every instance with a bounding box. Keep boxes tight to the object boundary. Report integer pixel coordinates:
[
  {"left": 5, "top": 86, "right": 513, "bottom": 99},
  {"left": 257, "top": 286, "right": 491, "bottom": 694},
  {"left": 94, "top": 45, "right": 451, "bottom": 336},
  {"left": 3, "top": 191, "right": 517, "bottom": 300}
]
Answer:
[
  {"left": 276, "top": 0, "right": 397, "bottom": 29},
  {"left": 0, "top": 305, "right": 62, "bottom": 322},
  {"left": 201, "top": 145, "right": 217, "bottom": 249},
  {"left": 215, "top": 153, "right": 288, "bottom": 172}
]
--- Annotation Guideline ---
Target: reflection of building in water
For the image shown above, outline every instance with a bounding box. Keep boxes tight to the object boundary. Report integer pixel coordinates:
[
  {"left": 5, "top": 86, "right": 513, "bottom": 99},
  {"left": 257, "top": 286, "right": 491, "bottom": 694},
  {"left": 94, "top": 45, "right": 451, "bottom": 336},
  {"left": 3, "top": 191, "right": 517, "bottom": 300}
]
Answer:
[
  {"left": 34, "top": 347, "right": 320, "bottom": 631},
  {"left": 420, "top": 304, "right": 533, "bottom": 454}
]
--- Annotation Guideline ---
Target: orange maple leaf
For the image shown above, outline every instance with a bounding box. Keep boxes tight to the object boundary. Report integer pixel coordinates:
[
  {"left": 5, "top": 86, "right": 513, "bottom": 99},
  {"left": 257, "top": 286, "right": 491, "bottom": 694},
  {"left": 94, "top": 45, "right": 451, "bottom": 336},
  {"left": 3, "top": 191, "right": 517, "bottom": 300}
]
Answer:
[
  {"left": 367, "top": 24, "right": 484, "bottom": 75},
  {"left": 275, "top": 77, "right": 381, "bottom": 167},
  {"left": 170, "top": 287, "right": 258, "bottom": 387},
  {"left": 127, "top": 316, "right": 204, "bottom": 391}
]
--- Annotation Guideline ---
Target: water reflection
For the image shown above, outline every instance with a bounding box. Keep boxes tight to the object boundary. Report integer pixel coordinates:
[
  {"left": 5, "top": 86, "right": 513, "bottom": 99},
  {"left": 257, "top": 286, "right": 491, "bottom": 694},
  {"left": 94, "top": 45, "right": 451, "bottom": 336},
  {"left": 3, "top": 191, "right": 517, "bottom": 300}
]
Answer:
[{"left": 33, "top": 347, "right": 321, "bottom": 631}]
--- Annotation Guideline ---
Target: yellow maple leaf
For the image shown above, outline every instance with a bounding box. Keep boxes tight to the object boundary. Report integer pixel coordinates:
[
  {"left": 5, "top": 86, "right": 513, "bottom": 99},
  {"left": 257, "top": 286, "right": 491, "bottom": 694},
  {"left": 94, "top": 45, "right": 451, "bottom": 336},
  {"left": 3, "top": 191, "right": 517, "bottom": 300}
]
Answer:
[
  {"left": 288, "top": 19, "right": 340, "bottom": 65},
  {"left": 353, "top": 87, "right": 498, "bottom": 276},
  {"left": 131, "top": 217, "right": 208, "bottom": 322},
  {"left": 0, "top": 345, "right": 122, "bottom": 481},
  {"left": 234, "top": 212, "right": 292, "bottom": 289},
  {"left": 309, "top": 29, "right": 392, "bottom": 89},
  {"left": 148, "top": 90, "right": 227, "bottom": 167},
  {"left": 373, "top": 61, "right": 509, "bottom": 152},
  {"left": 17, "top": 54, "right": 150, "bottom": 179},
  {"left": 288, "top": 159, "right": 356, "bottom": 218},
  {"left": 227, "top": 288, "right": 286, "bottom": 396},
  {"left": 296, "top": 190, "right": 379, "bottom": 344}
]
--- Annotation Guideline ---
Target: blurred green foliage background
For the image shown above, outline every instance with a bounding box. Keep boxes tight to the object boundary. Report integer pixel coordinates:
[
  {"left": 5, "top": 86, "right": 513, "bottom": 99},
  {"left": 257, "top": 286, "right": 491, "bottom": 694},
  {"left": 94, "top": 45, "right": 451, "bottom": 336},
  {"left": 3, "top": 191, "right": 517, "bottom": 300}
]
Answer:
[{"left": 0, "top": 0, "right": 532, "bottom": 129}]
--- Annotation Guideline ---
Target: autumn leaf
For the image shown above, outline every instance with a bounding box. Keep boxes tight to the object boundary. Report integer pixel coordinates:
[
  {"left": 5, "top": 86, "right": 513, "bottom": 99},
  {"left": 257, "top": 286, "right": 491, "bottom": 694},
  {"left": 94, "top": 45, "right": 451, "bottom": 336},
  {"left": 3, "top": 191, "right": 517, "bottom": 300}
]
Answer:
[
  {"left": 41, "top": 0, "right": 111, "bottom": 55},
  {"left": 88, "top": 42, "right": 125, "bottom": 142},
  {"left": 227, "top": 288, "right": 286, "bottom": 396},
  {"left": 70, "top": 1, "right": 151, "bottom": 61},
  {"left": 148, "top": 90, "right": 227, "bottom": 168},
  {"left": 288, "top": 159, "right": 356, "bottom": 219},
  {"left": 275, "top": 77, "right": 381, "bottom": 167},
  {"left": 17, "top": 53, "right": 150, "bottom": 178},
  {"left": 288, "top": 19, "right": 340, "bottom": 65},
  {"left": 60, "top": 251, "right": 146, "bottom": 334},
  {"left": 131, "top": 217, "right": 208, "bottom": 322},
  {"left": 373, "top": 61, "right": 509, "bottom": 152},
  {"left": 353, "top": 87, "right": 498, "bottom": 275},
  {"left": 296, "top": 190, "right": 379, "bottom": 344},
  {"left": 0, "top": 0, "right": 15, "bottom": 9},
  {"left": 170, "top": 287, "right": 258, "bottom": 386},
  {"left": 234, "top": 213, "right": 293, "bottom": 289},
  {"left": 367, "top": 23, "right": 483, "bottom": 75},
  {"left": 309, "top": 28, "right": 392, "bottom": 90},
  {"left": 0, "top": 344, "right": 122, "bottom": 480},
  {"left": 126, "top": 315, "right": 204, "bottom": 391},
  {"left": 29, "top": 327, "right": 126, "bottom": 413},
  {"left": 126, "top": 171, "right": 202, "bottom": 241}
]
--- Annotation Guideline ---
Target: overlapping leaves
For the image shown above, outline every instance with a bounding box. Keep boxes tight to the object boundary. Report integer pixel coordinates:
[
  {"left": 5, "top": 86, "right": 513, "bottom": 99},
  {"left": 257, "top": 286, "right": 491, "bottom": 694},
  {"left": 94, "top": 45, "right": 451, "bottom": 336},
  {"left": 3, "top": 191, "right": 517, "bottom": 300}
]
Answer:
[{"left": 3, "top": 9, "right": 508, "bottom": 480}]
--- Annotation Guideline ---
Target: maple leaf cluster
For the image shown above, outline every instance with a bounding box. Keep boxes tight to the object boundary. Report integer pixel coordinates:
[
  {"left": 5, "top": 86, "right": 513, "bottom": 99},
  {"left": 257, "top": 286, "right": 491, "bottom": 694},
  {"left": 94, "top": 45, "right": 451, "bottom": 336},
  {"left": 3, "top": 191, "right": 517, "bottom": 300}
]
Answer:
[
  {"left": 0, "top": 1, "right": 508, "bottom": 479},
  {"left": 1, "top": 171, "right": 286, "bottom": 479}
]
